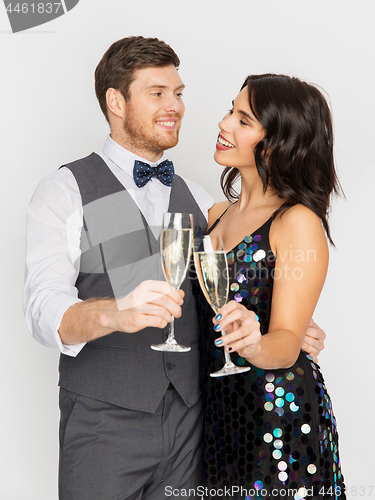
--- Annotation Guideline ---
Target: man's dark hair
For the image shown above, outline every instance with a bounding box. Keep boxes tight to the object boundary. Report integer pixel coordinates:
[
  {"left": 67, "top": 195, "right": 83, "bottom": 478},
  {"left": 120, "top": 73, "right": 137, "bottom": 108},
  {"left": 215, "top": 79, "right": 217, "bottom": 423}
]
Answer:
[{"left": 94, "top": 36, "right": 180, "bottom": 121}]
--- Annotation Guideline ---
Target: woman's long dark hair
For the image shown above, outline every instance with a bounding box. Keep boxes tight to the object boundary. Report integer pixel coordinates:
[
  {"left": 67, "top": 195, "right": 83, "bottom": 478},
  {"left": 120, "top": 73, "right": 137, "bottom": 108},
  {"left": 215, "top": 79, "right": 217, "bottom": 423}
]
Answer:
[{"left": 220, "top": 74, "right": 342, "bottom": 244}]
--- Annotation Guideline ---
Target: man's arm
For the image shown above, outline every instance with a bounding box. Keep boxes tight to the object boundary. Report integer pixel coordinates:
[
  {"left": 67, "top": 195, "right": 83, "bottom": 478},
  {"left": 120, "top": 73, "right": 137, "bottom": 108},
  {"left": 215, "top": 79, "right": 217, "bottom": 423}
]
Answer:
[
  {"left": 24, "top": 169, "right": 184, "bottom": 351},
  {"left": 58, "top": 280, "right": 184, "bottom": 344},
  {"left": 23, "top": 169, "right": 85, "bottom": 355}
]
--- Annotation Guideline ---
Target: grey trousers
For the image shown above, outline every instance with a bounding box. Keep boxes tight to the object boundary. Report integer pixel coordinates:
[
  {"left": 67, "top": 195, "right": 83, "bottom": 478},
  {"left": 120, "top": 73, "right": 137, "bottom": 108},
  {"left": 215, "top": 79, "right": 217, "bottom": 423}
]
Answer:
[{"left": 59, "top": 386, "right": 203, "bottom": 500}]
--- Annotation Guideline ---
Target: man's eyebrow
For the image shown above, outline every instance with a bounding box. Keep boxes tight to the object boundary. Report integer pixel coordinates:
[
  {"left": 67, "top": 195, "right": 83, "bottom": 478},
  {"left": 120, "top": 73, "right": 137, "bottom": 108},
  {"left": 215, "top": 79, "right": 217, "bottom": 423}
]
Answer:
[
  {"left": 145, "top": 84, "right": 186, "bottom": 91},
  {"left": 232, "top": 100, "right": 255, "bottom": 121}
]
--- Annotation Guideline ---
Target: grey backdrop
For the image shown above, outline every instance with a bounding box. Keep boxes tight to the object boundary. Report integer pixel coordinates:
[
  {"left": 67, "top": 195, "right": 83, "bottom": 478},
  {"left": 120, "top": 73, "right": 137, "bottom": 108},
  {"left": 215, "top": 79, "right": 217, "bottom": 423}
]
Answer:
[{"left": 1, "top": 0, "right": 374, "bottom": 498}]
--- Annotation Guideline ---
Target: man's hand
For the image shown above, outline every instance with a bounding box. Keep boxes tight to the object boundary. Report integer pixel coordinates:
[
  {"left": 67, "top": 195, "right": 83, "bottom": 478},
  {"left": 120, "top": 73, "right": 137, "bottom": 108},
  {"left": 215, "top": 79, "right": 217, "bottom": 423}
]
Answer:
[
  {"left": 110, "top": 280, "right": 184, "bottom": 333},
  {"left": 59, "top": 280, "right": 184, "bottom": 345},
  {"left": 301, "top": 319, "right": 326, "bottom": 363}
]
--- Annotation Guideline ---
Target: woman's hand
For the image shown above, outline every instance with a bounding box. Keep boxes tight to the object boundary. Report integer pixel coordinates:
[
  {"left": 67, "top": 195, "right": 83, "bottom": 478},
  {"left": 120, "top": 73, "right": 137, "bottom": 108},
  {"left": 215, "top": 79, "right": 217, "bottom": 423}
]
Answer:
[{"left": 212, "top": 300, "right": 262, "bottom": 360}]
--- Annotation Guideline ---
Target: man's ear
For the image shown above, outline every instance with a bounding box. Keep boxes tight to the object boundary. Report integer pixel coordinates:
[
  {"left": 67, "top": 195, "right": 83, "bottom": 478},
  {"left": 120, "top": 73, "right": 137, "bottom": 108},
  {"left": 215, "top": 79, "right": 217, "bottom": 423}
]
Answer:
[{"left": 106, "top": 88, "right": 126, "bottom": 119}]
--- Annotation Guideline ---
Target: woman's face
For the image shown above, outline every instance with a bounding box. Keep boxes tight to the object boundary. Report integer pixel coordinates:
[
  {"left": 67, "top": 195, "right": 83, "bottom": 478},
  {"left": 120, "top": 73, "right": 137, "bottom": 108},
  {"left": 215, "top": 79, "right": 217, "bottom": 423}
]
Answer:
[{"left": 214, "top": 87, "right": 265, "bottom": 170}]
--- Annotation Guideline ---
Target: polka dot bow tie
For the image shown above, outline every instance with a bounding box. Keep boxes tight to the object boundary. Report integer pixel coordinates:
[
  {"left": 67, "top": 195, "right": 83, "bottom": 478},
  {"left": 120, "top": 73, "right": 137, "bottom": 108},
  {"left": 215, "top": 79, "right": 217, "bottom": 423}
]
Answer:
[{"left": 133, "top": 159, "right": 175, "bottom": 188}]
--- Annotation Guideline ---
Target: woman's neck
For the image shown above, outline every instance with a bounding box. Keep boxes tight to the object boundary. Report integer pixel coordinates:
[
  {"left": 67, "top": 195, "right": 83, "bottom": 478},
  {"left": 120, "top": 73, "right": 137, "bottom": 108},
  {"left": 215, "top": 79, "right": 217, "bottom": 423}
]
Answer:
[{"left": 236, "top": 170, "right": 282, "bottom": 212}]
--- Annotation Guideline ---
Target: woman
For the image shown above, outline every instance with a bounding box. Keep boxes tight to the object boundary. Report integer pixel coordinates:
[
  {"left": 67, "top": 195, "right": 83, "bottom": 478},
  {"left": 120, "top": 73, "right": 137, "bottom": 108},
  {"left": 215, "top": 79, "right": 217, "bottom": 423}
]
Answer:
[{"left": 198, "top": 74, "right": 345, "bottom": 499}]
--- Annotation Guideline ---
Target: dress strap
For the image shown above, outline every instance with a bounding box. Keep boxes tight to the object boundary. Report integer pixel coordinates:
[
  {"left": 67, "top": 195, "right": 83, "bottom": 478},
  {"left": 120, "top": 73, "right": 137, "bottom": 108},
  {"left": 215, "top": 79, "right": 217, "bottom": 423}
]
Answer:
[{"left": 206, "top": 201, "right": 237, "bottom": 234}]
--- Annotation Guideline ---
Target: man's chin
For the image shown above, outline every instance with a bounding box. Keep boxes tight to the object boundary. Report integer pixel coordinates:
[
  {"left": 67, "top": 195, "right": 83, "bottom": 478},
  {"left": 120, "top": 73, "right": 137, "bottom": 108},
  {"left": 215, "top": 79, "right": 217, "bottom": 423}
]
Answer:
[{"left": 158, "top": 136, "right": 179, "bottom": 151}]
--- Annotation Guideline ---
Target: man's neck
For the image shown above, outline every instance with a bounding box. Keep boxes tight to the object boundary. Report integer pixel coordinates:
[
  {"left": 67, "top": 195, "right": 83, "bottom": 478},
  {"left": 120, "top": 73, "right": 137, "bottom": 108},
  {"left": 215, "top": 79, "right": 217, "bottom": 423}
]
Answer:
[{"left": 109, "top": 133, "right": 163, "bottom": 163}]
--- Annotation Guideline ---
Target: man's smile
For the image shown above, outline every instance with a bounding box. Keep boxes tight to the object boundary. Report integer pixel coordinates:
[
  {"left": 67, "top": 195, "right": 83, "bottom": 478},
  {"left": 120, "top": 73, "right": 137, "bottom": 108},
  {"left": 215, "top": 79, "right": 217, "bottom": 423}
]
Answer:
[{"left": 156, "top": 119, "right": 178, "bottom": 129}]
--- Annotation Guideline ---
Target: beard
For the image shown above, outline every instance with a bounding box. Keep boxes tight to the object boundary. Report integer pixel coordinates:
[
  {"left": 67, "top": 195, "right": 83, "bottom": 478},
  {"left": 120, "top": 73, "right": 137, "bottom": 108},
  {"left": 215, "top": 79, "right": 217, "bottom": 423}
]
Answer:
[{"left": 122, "top": 105, "right": 181, "bottom": 158}]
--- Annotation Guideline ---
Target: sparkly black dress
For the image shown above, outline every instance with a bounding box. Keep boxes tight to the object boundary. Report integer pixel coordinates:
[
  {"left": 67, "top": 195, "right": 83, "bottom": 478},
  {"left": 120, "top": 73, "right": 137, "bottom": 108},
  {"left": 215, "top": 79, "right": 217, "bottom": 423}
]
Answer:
[{"left": 196, "top": 214, "right": 346, "bottom": 500}]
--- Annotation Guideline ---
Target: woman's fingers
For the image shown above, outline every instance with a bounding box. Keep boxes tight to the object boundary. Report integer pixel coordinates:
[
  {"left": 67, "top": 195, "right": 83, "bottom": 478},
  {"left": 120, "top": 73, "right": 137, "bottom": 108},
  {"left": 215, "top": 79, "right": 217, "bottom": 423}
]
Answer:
[
  {"left": 215, "top": 325, "right": 260, "bottom": 350},
  {"left": 213, "top": 301, "right": 259, "bottom": 332},
  {"left": 227, "top": 326, "right": 261, "bottom": 355},
  {"left": 213, "top": 301, "right": 260, "bottom": 355},
  {"left": 213, "top": 307, "right": 244, "bottom": 332}
]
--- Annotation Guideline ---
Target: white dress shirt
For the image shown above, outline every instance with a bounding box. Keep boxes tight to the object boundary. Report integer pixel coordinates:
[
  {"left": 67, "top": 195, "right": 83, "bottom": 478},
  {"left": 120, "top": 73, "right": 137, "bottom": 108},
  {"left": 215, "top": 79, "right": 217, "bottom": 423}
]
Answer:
[{"left": 23, "top": 136, "right": 215, "bottom": 357}]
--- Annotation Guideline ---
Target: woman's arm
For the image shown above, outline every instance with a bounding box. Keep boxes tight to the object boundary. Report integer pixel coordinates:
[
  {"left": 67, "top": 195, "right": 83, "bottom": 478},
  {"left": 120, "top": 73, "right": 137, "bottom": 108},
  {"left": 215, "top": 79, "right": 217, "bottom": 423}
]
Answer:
[{"left": 213, "top": 204, "right": 329, "bottom": 369}]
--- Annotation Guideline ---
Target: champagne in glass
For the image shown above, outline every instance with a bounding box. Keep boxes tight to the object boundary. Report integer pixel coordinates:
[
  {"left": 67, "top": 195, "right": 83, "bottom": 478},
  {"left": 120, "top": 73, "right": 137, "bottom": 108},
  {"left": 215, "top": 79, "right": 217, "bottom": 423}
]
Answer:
[
  {"left": 194, "top": 234, "right": 251, "bottom": 376},
  {"left": 151, "top": 213, "right": 193, "bottom": 352}
]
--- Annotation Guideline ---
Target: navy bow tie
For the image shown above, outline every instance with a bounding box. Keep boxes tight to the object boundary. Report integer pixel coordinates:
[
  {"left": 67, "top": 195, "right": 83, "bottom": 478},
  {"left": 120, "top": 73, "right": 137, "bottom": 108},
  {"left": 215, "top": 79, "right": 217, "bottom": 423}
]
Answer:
[{"left": 133, "top": 159, "right": 175, "bottom": 188}]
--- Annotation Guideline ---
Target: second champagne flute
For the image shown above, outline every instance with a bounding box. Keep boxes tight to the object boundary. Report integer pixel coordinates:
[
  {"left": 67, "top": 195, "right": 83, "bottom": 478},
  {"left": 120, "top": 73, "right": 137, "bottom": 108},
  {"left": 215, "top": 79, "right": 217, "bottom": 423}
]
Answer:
[
  {"left": 194, "top": 234, "right": 251, "bottom": 377},
  {"left": 151, "top": 213, "right": 193, "bottom": 352}
]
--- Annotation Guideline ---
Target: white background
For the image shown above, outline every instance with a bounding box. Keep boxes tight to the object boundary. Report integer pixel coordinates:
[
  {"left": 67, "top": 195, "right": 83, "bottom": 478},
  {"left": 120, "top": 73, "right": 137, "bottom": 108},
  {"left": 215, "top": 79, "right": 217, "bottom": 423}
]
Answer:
[{"left": 1, "top": 1, "right": 374, "bottom": 498}]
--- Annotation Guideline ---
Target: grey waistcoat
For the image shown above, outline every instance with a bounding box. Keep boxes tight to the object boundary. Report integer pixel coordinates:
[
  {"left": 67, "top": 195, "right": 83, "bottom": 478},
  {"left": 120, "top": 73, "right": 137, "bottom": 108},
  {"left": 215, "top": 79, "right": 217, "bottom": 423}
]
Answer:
[{"left": 58, "top": 153, "right": 207, "bottom": 413}]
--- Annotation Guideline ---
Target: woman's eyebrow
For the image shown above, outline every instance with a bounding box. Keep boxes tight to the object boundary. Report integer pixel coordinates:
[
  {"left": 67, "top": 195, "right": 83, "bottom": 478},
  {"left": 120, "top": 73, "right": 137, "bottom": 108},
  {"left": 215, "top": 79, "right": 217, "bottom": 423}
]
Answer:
[{"left": 232, "top": 100, "right": 255, "bottom": 121}]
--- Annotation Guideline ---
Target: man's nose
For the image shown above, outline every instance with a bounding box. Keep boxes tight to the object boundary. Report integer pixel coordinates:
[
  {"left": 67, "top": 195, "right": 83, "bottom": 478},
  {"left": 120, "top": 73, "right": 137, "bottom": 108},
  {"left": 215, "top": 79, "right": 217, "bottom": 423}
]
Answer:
[{"left": 164, "top": 94, "right": 184, "bottom": 115}]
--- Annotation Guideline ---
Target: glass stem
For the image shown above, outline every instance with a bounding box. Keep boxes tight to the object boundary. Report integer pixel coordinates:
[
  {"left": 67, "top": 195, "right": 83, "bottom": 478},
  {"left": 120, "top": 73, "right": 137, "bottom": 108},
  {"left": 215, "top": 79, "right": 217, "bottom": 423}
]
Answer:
[
  {"left": 166, "top": 316, "right": 175, "bottom": 343},
  {"left": 222, "top": 328, "right": 236, "bottom": 367}
]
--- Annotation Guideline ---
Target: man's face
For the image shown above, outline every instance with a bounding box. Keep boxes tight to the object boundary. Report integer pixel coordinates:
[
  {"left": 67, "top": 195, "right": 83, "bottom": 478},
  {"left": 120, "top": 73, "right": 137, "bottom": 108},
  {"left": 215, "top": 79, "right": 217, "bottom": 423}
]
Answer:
[{"left": 120, "top": 65, "right": 185, "bottom": 161}]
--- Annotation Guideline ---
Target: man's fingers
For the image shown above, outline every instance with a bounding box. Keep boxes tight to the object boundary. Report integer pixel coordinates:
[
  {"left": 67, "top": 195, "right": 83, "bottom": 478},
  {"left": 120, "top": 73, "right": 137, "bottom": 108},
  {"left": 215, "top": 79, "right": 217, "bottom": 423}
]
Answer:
[
  {"left": 303, "top": 336, "right": 318, "bottom": 349},
  {"left": 117, "top": 280, "right": 184, "bottom": 317},
  {"left": 306, "top": 330, "right": 325, "bottom": 351},
  {"left": 143, "top": 280, "right": 184, "bottom": 300},
  {"left": 150, "top": 292, "right": 183, "bottom": 318},
  {"left": 301, "top": 341, "right": 319, "bottom": 363},
  {"left": 308, "top": 319, "right": 326, "bottom": 340},
  {"left": 117, "top": 303, "right": 172, "bottom": 332},
  {"left": 306, "top": 319, "right": 326, "bottom": 355},
  {"left": 142, "top": 281, "right": 184, "bottom": 311},
  {"left": 129, "top": 313, "right": 169, "bottom": 332}
]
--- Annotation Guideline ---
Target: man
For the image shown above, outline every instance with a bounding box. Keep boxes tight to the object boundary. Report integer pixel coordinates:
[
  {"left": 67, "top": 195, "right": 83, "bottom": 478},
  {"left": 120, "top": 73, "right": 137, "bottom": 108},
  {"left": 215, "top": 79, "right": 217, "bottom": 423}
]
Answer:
[{"left": 23, "top": 36, "right": 325, "bottom": 499}]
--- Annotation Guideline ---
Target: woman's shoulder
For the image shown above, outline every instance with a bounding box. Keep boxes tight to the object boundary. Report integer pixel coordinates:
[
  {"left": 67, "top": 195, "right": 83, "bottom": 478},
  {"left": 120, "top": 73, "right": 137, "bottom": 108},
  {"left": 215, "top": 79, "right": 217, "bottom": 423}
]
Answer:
[
  {"left": 271, "top": 204, "right": 328, "bottom": 249},
  {"left": 276, "top": 203, "right": 322, "bottom": 227},
  {"left": 207, "top": 200, "right": 232, "bottom": 228}
]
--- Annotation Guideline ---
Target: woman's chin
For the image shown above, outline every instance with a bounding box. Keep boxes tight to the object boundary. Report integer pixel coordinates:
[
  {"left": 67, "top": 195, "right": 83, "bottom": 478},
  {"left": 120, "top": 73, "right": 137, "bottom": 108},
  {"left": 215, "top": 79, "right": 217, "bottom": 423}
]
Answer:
[{"left": 214, "top": 150, "right": 229, "bottom": 166}]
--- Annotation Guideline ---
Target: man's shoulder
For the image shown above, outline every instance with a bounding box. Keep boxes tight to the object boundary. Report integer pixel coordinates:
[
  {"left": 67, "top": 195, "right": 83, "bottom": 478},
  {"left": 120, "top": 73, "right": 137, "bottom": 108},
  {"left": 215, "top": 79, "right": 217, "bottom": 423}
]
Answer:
[
  {"left": 178, "top": 175, "right": 214, "bottom": 200},
  {"left": 34, "top": 153, "right": 95, "bottom": 192},
  {"left": 61, "top": 152, "right": 101, "bottom": 171},
  {"left": 177, "top": 176, "right": 215, "bottom": 219},
  {"left": 28, "top": 165, "right": 82, "bottom": 214},
  {"left": 38, "top": 164, "right": 76, "bottom": 186}
]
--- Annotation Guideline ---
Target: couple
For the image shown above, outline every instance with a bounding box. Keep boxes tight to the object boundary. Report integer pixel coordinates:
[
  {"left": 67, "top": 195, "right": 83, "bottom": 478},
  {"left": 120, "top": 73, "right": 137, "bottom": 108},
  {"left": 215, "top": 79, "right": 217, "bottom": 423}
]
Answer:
[{"left": 23, "top": 36, "right": 345, "bottom": 499}]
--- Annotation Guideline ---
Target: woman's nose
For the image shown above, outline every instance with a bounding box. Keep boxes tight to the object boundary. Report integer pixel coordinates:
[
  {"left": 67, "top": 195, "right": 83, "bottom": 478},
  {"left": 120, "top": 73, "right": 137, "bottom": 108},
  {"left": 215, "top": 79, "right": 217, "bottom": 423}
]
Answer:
[{"left": 218, "top": 114, "right": 231, "bottom": 132}]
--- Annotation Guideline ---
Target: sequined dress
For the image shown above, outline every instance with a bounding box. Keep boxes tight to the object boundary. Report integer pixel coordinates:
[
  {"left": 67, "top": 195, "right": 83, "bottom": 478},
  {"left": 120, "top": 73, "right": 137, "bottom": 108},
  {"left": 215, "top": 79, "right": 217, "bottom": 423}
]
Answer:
[{"left": 196, "top": 216, "right": 346, "bottom": 500}]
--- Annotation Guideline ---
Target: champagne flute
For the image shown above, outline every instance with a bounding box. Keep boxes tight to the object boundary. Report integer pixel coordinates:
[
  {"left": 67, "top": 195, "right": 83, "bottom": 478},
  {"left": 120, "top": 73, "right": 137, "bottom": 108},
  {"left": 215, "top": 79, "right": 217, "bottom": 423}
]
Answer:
[
  {"left": 151, "top": 213, "right": 193, "bottom": 352},
  {"left": 194, "top": 234, "right": 250, "bottom": 377}
]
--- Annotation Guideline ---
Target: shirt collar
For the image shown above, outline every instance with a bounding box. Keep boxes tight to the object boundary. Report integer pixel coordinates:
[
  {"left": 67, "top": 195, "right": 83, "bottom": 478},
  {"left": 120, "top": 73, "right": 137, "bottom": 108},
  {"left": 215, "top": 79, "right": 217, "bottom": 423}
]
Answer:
[{"left": 101, "top": 135, "right": 167, "bottom": 176}]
